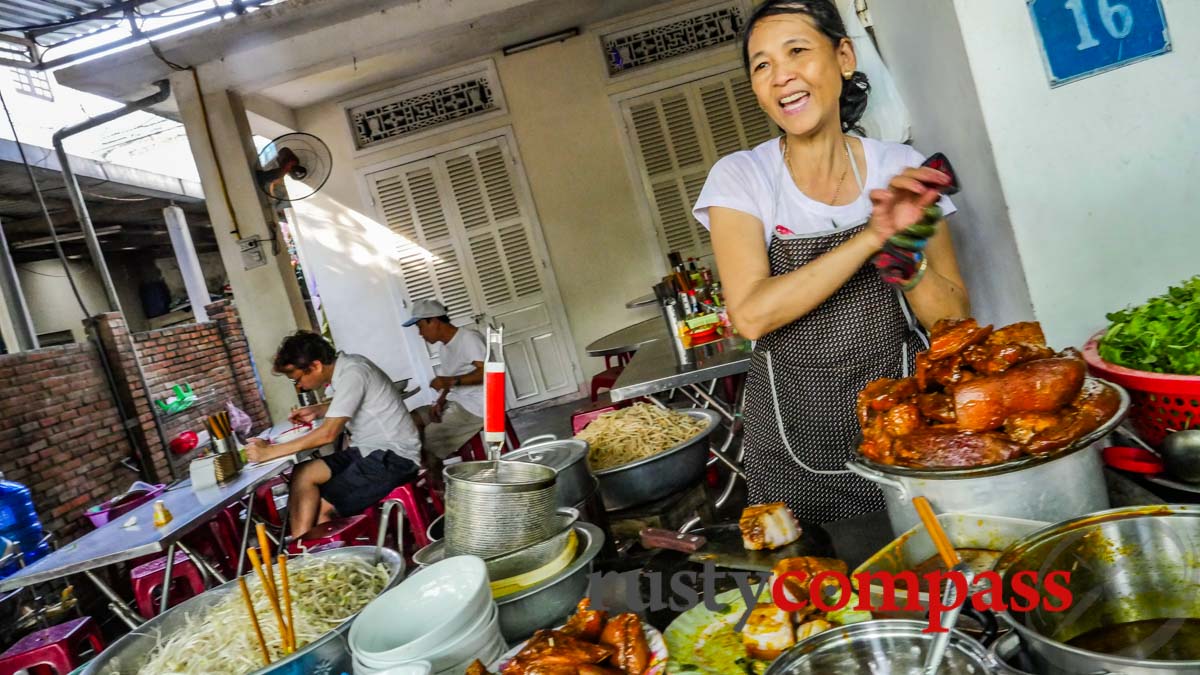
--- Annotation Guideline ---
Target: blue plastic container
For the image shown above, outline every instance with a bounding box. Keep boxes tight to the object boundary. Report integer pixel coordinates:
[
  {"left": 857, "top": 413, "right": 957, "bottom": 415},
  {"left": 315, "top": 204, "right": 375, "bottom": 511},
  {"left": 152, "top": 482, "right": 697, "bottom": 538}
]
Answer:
[{"left": 0, "top": 472, "right": 48, "bottom": 570}]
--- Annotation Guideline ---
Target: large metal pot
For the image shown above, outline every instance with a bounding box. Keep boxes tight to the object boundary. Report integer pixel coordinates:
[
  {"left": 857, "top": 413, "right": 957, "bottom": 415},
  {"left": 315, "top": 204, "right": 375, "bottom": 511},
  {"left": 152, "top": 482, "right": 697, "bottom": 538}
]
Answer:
[
  {"left": 497, "top": 521, "right": 604, "bottom": 642},
  {"left": 847, "top": 379, "right": 1128, "bottom": 537},
  {"left": 505, "top": 439, "right": 592, "bottom": 507},
  {"left": 591, "top": 408, "right": 720, "bottom": 511},
  {"left": 765, "top": 619, "right": 997, "bottom": 674},
  {"left": 82, "top": 546, "right": 405, "bottom": 675},
  {"left": 994, "top": 505, "right": 1200, "bottom": 675},
  {"left": 445, "top": 459, "right": 558, "bottom": 557}
]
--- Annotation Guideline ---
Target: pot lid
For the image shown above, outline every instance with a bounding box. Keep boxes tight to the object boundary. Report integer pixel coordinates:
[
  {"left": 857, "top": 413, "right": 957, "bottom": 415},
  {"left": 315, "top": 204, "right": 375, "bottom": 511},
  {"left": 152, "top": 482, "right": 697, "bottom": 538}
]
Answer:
[{"left": 506, "top": 439, "right": 588, "bottom": 471}]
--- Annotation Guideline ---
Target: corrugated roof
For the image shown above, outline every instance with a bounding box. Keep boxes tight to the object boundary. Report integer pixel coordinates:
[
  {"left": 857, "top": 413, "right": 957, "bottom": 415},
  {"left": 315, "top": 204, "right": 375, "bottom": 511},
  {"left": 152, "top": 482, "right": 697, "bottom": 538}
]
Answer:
[{"left": 0, "top": 0, "right": 198, "bottom": 48}]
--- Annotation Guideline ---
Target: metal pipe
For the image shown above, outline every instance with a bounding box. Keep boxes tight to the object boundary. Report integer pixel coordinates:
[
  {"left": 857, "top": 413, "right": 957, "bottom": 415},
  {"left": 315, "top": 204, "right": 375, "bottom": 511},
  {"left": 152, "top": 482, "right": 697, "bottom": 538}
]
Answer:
[
  {"left": 0, "top": 217, "right": 38, "bottom": 350},
  {"left": 51, "top": 79, "right": 170, "bottom": 312},
  {"left": 159, "top": 543, "right": 175, "bottom": 615},
  {"left": 86, "top": 570, "right": 142, "bottom": 629}
]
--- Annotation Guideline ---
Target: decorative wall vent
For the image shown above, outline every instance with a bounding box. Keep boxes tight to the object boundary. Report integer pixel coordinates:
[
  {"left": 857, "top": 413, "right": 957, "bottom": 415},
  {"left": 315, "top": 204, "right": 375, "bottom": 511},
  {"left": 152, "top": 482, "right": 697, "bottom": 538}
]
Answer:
[
  {"left": 346, "top": 62, "right": 505, "bottom": 151},
  {"left": 601, "top": 3, "right": 743, "bottom": 77}
]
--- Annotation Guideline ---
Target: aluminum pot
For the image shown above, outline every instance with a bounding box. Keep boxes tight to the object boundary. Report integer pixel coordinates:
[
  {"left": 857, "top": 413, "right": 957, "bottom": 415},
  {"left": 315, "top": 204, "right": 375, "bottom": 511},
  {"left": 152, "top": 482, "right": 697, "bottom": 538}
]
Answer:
[
  {"left": 847, "top": 379, "right": 1128, "bottom": 537},
  {"left": 445, "top": 460, "right": 558, "bottom": 557},
  {"left": 591, "top": 408, "right": 720, "bottom": 511},
  {"left": 82, "top": 546, "right": 405, "bottom": 675},
  {"left": 505, "top": 439, "right": 592, "bottom": 507},
  {"left": 764, "top": 619, "right": 997, "bottom": 674},
  {"left": 994, "top": 504, "right": 1200, "bottom": 675},
  {"left": 497, "top": 521, "right": 604, "bottom": 642}
]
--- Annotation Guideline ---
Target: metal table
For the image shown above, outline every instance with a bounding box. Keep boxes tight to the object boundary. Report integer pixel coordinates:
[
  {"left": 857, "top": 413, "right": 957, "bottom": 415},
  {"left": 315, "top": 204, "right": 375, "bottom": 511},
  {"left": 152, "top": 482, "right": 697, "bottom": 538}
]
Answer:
[
  {"left": 585, "top": 318, "right": 666, "bottom": 358},
  {"left": 625, "top": 292, "right": 658, "bottom": 309},
  {"left": 0, "top": 459, "right": 291, "bottom": 627},
  {"left": 609, "top": 335, "right": 752, "bottom": 402}
]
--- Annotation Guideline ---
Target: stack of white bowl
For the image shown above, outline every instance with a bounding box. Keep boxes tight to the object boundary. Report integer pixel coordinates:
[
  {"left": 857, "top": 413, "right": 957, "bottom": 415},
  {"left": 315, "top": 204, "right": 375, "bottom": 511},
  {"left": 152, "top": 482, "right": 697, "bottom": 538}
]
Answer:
[{"left": 349, "top": 556, "right": 507, "bottom": 675}]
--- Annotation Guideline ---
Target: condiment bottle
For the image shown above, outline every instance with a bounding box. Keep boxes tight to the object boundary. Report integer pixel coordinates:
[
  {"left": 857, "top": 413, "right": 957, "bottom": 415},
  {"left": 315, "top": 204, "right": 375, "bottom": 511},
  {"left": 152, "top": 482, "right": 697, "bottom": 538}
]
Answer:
[{"left": 152, "top": 500, "right": 173, "bottom": 527}]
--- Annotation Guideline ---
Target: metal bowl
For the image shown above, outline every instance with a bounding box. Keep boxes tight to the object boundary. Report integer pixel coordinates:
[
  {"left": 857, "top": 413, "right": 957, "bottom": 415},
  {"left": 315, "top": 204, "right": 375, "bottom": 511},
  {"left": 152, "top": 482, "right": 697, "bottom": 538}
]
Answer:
[
  {"left": 590, "top": 408, "right": 721, "bottom": 511},
  {"left": 414, "top": 508, "right": 579, "bottom": 580},
  {"left": 995, "top": 504, "right": 1200, "bottom": 674},
  {"left": 497, "top": 521, "right": 604, "bottom": 643},
  {"left": 82, "top": 546, "right": 405, "bottom": 675},
  {"left": 765, "top": 619, "right": 996, "bottom": 674}
]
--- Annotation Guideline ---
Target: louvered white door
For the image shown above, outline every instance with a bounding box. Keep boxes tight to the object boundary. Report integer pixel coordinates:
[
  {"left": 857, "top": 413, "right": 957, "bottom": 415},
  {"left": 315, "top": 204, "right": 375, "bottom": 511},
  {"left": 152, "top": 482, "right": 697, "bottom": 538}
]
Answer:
[
  {"left": 621, "top": 70, "right": 775, "bottom": 262},
  {"left": 368, "top": 136, "right": 578, "bottom": 408}
]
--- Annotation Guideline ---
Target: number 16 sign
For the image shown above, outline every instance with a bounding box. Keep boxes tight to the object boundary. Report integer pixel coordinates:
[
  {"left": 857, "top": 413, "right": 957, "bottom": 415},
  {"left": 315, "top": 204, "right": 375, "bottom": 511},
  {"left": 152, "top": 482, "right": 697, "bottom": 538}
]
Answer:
[{"left": 1028, "top": 0, "right": 1171, "bottom": 87}]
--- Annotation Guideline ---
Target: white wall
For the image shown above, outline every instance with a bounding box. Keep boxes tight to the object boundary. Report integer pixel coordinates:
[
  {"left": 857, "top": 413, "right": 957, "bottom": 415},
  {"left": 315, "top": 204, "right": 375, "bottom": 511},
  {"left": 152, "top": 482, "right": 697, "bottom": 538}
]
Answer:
[
  {"left": 869, "top": 0, "right": 1034, "bottom": 329},
  {"left": 288, "top": 8, "right": 741, "bottom": 392},
  {"left": 18, "top": 260, "right": 108, "bottom": 342},
  {"left": 948, "top": 0, "right": 1199, "bottom": 348}
]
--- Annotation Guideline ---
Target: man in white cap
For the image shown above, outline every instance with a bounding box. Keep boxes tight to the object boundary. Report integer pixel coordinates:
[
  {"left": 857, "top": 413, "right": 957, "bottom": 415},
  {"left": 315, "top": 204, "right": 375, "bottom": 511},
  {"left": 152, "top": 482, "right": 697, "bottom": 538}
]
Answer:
[{"left": 403, "top": 299, "right": 486, "bottom": 484}]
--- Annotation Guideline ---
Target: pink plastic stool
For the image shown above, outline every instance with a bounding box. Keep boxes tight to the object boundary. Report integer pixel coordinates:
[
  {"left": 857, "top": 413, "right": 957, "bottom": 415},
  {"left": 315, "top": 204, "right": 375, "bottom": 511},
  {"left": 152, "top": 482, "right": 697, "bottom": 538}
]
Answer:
[
  {"left": 380, "top": 483, "right": 433, "bottom": 550},
  {"left": 0, "top": 616, "right": 105, "bottom": 675},
  {"left": 287, "top": 512, "right": 376, "bottom": 554},
  {"left": 130, "top": 551, "right": 207, "bottom": 619},
  {"left": 455, "top": 414, "right": 521, "bottom": 462}
]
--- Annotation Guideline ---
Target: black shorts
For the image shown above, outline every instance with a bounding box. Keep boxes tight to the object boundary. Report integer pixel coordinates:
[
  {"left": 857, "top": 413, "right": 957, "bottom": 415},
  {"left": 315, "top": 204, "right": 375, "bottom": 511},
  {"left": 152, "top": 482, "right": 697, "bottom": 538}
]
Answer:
[{"left": 318, "top": 449, "right": 419, "bottom": 517}]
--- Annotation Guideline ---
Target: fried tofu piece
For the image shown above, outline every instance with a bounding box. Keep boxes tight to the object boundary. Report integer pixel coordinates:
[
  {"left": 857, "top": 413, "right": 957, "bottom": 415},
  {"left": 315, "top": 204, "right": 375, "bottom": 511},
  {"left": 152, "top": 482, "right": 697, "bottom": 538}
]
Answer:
[
  {"left": 795, "top": 619, "right": 832, "bottom": 642},
  {"left": 742, "top": 603, "right": 794, "bottom": 661},
  {"left": 770, "top": 557, "right": 849, "bottom": 606},
  {"left": 739, "top": 503, "right": 802, "bottom": 551}
]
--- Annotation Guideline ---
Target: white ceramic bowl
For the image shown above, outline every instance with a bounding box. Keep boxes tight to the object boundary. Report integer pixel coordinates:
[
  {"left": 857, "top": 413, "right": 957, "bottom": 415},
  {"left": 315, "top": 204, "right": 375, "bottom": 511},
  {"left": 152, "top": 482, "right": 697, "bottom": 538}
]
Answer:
[
  {"left": 435, "top": 632, "right": 507, "bottom": 675},
  {"left": 357, "top": 602, "right": 501, "bottom": 672},
  {"left": 349, "top": 556, "right": 491, "bottom": 662},
  {"left": 354, "top": 659, "right": 433, "bottom": 675}
]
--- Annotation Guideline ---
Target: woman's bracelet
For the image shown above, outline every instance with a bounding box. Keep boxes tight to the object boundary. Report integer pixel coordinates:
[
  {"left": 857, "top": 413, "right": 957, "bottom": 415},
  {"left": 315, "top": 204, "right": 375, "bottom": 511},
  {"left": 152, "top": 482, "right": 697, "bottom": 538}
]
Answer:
[{"left": 899, "top": 256, "right": 929, "bottom": 292}]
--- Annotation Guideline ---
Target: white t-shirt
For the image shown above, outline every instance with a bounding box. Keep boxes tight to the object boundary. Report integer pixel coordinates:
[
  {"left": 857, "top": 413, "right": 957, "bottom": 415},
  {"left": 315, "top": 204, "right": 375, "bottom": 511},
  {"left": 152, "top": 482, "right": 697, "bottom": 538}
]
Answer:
[
  {"left": 693, "top": 136, "right": 956, "bottom": 247},
  {"left": 438, "top": 327, "right": 486, "bottom": 419},
  {"left": 326, "top": 353, "right": 421, "bottom": 463}
]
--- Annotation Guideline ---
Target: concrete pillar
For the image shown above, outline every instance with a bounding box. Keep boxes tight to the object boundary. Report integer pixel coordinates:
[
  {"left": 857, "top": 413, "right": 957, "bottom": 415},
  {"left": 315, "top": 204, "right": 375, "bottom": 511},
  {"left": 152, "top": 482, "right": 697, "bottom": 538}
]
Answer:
[
  {"left": 0, "top": 218, "right": 38, "bottom": 351},
  {"left": 170, "top": 69, "right": 312, "bottom": 421},
  {"left": 163, "top": 205, "right": 211, "bottom": 324}
]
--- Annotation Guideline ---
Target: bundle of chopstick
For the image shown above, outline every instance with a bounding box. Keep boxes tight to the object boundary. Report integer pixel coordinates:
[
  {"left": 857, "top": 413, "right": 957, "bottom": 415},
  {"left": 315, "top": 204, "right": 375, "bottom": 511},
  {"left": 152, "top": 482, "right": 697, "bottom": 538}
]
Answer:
[
  {"left": 239, "top": 523, "right": 297, "bottom": 665},
  {"left": 204, "top": 410, "right": 235, "bottom": 445}
]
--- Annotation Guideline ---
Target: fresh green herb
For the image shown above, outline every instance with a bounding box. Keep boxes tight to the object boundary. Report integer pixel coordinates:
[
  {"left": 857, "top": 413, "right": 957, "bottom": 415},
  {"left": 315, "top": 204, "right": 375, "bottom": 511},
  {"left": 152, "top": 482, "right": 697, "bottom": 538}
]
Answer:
[{"left": 1099, "top": 276, "right": 1200, "bottom": 375}]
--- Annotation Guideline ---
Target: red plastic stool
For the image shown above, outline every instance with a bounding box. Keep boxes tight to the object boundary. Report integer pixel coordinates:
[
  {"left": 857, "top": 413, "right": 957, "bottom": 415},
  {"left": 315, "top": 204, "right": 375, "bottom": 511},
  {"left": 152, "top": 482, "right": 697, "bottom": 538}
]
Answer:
[
  {"left": 380, "top": 483, "right": 434, "bottom": 551},
  {"left": 182, "top": 506, "right": 242, "bottom": 577},
  {"left": 253, "top": 475, "right": 289, "bottom": 528},
  {"left": 287, "top": 512, "right": 376, "bottom": 554},
  {"left": 130, "top": 551, "right": 207, "bottom": 619},
  {"left": 590, "top": 353, "right": 631, "bottom": 402},
  {"left": 0, "top": 616, "right": 105, "bottom": 675},
  {"left": 455, "top": 413, "right": 521, "bottom": 462}
]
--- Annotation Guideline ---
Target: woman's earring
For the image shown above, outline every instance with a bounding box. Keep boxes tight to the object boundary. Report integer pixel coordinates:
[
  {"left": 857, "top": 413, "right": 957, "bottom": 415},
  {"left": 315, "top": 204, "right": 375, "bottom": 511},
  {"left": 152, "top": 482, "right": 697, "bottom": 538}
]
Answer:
[{"left": 843, "top": 71, "right": 853, "bottom": 80}]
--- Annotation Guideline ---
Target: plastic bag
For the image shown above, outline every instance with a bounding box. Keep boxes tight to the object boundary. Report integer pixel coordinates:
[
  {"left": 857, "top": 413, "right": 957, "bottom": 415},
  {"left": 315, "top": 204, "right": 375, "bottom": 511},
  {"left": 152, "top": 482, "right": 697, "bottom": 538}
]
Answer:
[
  {"left": 836, "top": 0, "right": 911, "bottom": 142},
  {"left": 226, "top": 401, "right": 253, "bottom": 437}
]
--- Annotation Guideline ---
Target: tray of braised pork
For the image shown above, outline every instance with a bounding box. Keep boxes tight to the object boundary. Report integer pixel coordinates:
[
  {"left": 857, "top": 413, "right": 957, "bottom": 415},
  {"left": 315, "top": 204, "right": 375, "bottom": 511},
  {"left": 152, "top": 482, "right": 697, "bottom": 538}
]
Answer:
[{"left": 856, "top": 319, "right": 1127, "bottom": 472}]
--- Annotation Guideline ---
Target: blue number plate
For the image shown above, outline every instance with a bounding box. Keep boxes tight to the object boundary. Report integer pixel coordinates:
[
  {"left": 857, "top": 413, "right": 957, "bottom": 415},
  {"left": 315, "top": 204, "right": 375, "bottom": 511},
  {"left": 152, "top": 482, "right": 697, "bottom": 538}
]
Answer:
[{"left": 1028, "top": 0, "right": 1171, "bottom": 86}]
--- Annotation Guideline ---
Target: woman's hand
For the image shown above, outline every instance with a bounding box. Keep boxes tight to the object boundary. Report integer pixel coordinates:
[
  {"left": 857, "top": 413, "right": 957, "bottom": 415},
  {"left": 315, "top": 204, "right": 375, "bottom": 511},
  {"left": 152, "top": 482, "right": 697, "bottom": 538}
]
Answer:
[{"left": 865, "top": 167, "right": 952, "bottom": 247}]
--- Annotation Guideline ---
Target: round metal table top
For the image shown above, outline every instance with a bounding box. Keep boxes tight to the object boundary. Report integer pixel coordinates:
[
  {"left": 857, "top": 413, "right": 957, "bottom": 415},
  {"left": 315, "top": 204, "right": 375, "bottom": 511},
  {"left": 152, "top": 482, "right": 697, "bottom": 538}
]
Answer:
[
  {"left": 625, "top": 292, "right": 658, "bottom": 309},
  {"left": 586, "top": 317, "right": 666, "bottom": 357}
]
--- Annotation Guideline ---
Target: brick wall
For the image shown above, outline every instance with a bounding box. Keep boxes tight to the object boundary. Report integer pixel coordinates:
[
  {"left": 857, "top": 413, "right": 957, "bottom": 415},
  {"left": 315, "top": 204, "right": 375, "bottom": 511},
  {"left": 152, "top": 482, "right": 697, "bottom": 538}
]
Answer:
[
  {"left": 0, "top": 341, "right": 137, "bottom": 541},
  {"left": 0, "top": 301, "right": 272, "bottom": 542}
]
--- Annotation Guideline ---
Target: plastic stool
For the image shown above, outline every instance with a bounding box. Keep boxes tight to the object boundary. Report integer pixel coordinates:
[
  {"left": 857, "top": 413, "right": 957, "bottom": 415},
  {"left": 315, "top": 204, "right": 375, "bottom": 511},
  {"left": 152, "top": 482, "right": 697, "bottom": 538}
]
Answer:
[
  {"left": 455, "top": 414, "right": 521, "bottom": 462},
  {"left": 288, "top": 512, "right": 376, "bottom": 554},
  {"left": 252, "top": 475, "right": 289, "bottom": 528},
  {"left": 0, "top": 615, "right": 104, "bottom": 675},
  {"left": 590, "top": 353, "right": 631, "bottom": 401},
  {"left": 130, "top": 551, "right": 207, "bottom": 619},
  {"left": 182, "top": 507, "right": 241, "bottom": 577},
  {"left": 380, "top": 483, "right": 433, "bottom": 551}
]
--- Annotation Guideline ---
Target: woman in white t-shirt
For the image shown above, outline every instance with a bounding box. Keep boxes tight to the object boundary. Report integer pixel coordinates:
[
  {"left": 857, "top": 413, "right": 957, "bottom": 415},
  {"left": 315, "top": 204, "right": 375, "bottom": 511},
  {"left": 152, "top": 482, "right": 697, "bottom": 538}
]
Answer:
[{"left": 693, "top": 0, "right": 970, "bottom": 523}]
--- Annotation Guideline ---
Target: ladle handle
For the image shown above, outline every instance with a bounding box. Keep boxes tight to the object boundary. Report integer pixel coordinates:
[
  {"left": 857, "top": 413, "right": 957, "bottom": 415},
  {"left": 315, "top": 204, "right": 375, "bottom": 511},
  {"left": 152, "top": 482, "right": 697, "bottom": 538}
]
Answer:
[{"left": 913, "top": 496, "right": 960, "bottom": 569}]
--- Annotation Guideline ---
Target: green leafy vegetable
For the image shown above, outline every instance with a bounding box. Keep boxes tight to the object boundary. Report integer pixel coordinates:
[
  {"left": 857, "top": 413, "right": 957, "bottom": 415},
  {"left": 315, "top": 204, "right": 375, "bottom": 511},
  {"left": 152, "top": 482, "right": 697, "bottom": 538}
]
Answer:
[{"left": 1099, "top": 276, "right": 1200, "bottom": 375}]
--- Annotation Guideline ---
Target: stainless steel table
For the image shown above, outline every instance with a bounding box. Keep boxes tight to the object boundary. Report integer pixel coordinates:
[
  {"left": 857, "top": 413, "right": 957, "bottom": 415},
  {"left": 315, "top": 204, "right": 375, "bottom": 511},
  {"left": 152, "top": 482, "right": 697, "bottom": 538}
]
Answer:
[
  {"left": 609, "top": 335, "right": 752, "bottom": 402},
  {"left": 0, "top": 459, "right": 292, "bottom": 627},
  {"left": 625, "top": 292, "right": 658, "bottom": 309},
  {"left": 585, "top": 318, "right": 666, "bottom": 358}
]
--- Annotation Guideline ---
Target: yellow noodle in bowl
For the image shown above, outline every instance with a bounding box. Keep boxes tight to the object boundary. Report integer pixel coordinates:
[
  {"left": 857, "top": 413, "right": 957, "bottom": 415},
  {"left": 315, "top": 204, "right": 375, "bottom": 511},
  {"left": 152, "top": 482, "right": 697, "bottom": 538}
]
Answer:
[{"left": 577, "top": 403, "right": 707, "bottom": 471}]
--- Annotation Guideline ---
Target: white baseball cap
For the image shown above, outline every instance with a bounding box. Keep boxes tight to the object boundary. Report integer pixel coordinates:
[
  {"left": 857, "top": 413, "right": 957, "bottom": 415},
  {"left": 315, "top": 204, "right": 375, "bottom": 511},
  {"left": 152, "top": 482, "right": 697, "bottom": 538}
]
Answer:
[{"left": 402, "top": 299, "right": 449, "bottom": 327}]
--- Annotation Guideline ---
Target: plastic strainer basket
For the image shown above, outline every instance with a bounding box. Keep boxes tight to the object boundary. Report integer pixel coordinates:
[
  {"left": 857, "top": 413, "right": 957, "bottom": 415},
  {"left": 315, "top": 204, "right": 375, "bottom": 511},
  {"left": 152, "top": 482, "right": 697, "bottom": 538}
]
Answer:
[{"left": 1084, "top": 333, "right": 1200, "bottom": 447}]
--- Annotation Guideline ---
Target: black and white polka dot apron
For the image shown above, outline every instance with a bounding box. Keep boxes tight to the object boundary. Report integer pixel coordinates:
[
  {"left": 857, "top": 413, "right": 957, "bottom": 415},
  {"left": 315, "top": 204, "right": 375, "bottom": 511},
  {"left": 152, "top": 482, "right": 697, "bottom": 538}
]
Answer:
[{"left": 741, "top": 140, "right": 928, "bottom": 523}]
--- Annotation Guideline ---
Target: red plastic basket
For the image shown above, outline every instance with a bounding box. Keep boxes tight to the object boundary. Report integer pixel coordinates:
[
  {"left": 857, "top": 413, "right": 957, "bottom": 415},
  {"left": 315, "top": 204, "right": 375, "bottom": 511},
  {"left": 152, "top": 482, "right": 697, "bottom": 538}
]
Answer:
[{"left": 1083, "top": 332, "right": 1200, "bottom": 448}]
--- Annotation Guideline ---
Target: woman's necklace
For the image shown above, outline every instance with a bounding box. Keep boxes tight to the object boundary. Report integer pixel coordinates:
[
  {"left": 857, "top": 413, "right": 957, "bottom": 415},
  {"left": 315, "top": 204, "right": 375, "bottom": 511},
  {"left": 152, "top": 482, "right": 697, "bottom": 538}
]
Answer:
[{"left": 783, "top": 136, "right": 851, "bottom": 205}]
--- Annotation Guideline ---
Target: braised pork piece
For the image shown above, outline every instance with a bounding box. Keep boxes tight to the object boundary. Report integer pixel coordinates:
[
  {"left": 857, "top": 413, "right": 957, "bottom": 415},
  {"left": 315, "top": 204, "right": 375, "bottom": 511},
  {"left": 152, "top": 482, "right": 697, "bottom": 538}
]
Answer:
[{"left": 857, "top": 319, "right": 1120, "bottom": 469}]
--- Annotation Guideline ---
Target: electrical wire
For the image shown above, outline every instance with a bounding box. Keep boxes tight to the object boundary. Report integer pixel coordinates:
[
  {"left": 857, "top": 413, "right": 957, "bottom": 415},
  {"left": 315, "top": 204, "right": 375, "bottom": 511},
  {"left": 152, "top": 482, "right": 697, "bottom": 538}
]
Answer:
[{"left": 0, "top": 87, "right": 91, "bottom": 317}]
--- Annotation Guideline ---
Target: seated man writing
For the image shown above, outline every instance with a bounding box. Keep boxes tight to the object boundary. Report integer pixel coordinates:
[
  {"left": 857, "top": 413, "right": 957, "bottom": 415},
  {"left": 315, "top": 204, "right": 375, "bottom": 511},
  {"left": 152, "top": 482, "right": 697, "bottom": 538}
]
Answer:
[
  {"left": 246, "top": 331, "right": 420, "bottom": 539},
  {"left": 404, "top": 300, "right": 486, "bottom": 483}
]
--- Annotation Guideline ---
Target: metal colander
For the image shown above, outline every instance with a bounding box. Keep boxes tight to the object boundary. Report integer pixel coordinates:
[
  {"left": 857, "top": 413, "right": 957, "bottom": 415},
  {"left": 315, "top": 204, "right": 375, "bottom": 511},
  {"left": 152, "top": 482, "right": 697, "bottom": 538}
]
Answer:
[{"left": 445, "top": 460, "right": 558, "bottom": 558}]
